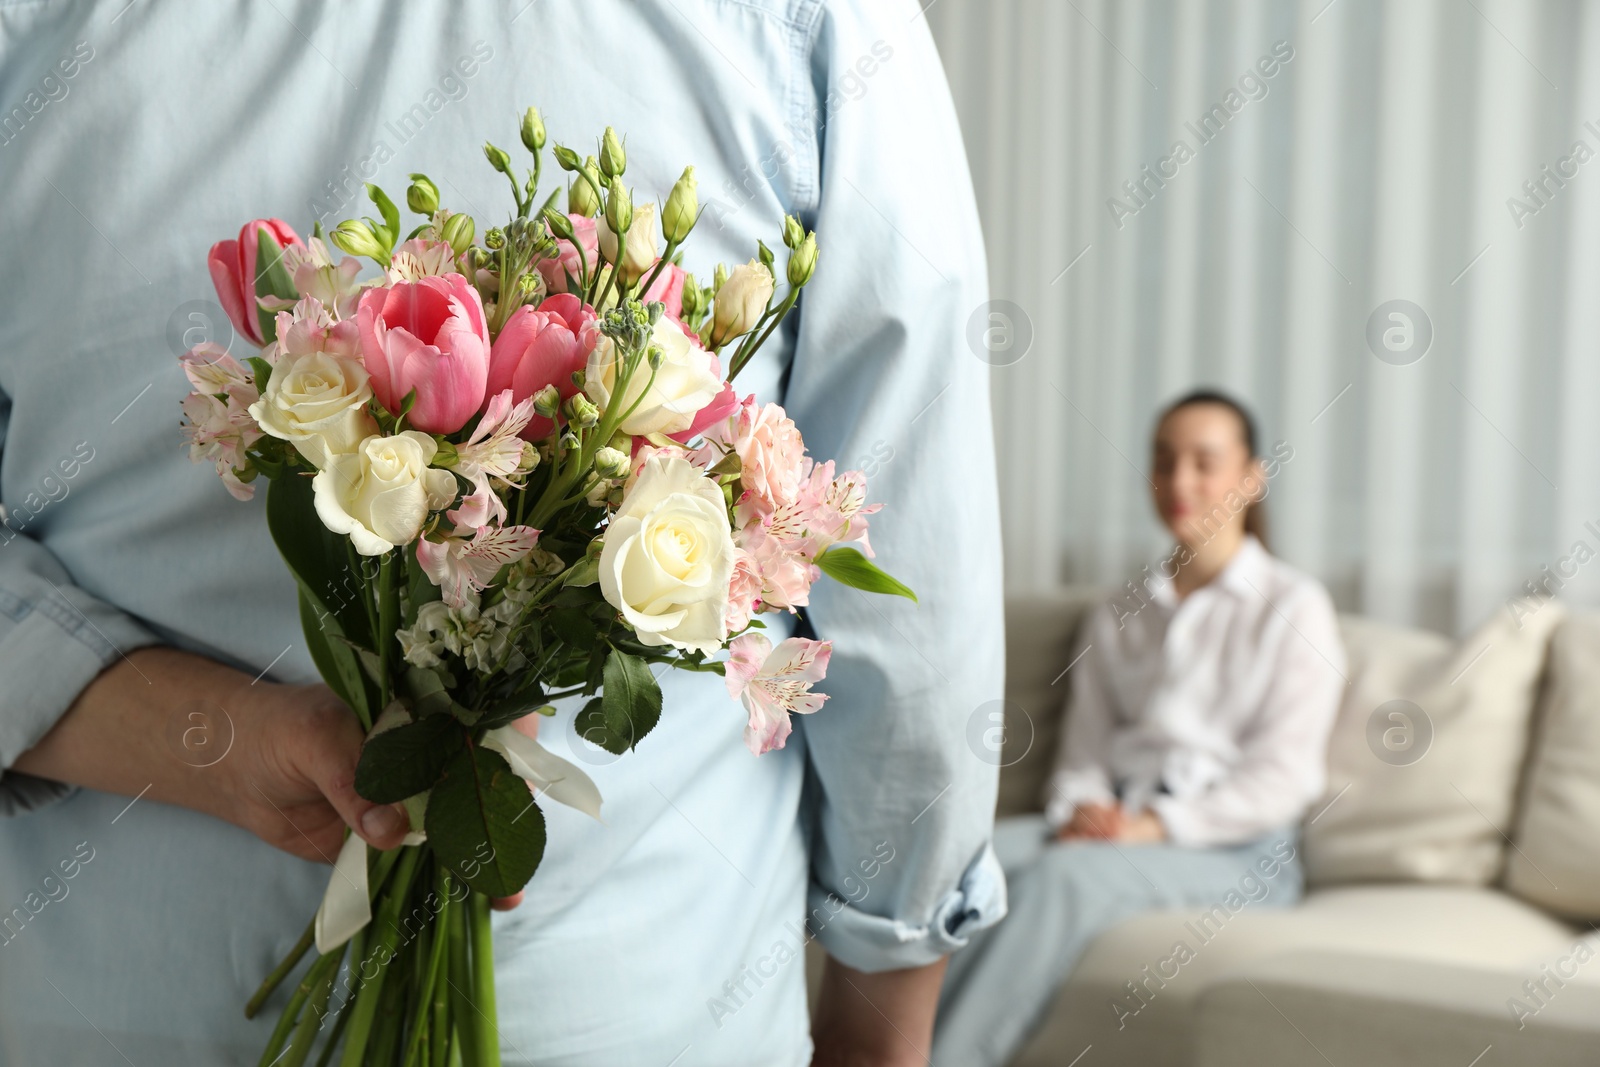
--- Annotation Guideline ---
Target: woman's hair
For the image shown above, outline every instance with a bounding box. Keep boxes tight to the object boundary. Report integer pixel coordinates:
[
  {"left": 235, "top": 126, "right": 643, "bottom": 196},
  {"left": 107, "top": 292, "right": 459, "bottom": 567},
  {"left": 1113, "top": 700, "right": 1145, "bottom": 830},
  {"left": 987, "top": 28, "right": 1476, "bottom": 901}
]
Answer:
[{"left": 1156, "top": 388, "right": 1269, "bottom": 550}]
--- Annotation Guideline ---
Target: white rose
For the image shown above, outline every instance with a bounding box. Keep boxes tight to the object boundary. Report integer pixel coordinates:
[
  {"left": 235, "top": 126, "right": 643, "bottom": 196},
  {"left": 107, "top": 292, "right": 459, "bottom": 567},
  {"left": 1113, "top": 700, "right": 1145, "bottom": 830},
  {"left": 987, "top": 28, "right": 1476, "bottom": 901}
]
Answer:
[
  {"left": 248, "top": 351, "right": 378, "bottom": 469},
  {"left": 710, "top": 259, "right": 774, "bottom": 346},
  {"left": 598, "top": 201, "right": 659, "bottom": 284},
  {"left": 585, "top": 314, "right": 723, "bottom": 437},
  {"left": 314, "top": 431, "right": 458, "bottom": 555},
  {"left": 600, "top": 453, "right": 734, "bottom": 654}
]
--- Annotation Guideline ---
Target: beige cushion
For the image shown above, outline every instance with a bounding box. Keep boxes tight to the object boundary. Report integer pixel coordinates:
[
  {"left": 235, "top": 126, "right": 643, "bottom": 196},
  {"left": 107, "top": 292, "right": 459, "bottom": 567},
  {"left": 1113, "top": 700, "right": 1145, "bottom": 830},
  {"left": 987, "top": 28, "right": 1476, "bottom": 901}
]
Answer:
[
  {"left": 1302, "top": 606, "right": 1565, "bottom": 887},
  {"left": 1012, "top": 885, "right": 1581, "bottom": 1067},
  {"left": 1507, "top": 612, "right": 1600, "bottom": 919},
  {"left": 996, "top": 588, "right": 1101, "bottom": 819},
  {"left": 1196, "top": 948, "right": 1600, "bottom": 1067}
]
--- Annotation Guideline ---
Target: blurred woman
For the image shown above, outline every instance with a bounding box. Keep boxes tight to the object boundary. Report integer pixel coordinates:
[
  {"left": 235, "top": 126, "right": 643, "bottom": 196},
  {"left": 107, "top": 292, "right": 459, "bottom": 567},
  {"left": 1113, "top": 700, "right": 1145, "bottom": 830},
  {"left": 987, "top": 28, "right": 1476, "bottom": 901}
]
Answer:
[{"left": 933, "top": 389, "right": 1346, "bottom": 1065}]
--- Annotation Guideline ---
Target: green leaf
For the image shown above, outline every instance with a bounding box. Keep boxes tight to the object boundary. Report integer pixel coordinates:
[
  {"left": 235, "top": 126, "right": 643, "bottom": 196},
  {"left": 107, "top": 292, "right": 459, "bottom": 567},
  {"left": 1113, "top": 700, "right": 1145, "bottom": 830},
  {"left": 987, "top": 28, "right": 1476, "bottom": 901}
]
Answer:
[
  {"left": 599, "top": 649, "right": 662, "bottom": 751},
  {"left": 269, "top": 474, "right": 379, "bottom": 721},
  {"left": 426, "top": 745, "right": 546, "bottom": 897},
  {"left": 246, "top": 356, "right": 274, "bottom": 395},
  {"left": 401, "top": 665, "right": 454, "bottom": 718},
  {"left": 355, "top": 714, "right": 464, "bottom": 804},
  {"left": 298, "top": 588, "right": 366, "bottom": 717},
  {"left": 253, "top": 225, "right": 298, "bottom": 344},
  {"left": 573, "top": 696, "right": 624, "bottom": 755},
  {"left": 814, "top": 546, "right": 918, "bottom": 602}
]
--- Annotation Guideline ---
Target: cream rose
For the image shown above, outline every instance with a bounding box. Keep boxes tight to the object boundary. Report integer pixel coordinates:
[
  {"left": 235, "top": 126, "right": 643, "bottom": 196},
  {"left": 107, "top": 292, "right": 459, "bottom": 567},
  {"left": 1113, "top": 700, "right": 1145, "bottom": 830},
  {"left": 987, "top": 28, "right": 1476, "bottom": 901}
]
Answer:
[
  {"left": 710, "top": 259, "right": 773, "bottom": 346},
  {"left": 599, "top": 453, "right": 734, "bottom": 654},
  {"left": 597, "top": 201, "right": 660, "bottom": 284},
  {"left": 313, "top": 431, "right": 458, "bottom": 555},
  {"left": 248, "top": 350, "right": 379, "bottom": 469},
  {"left": 584, "top": 314, "right": 723, "bottom": 436}
]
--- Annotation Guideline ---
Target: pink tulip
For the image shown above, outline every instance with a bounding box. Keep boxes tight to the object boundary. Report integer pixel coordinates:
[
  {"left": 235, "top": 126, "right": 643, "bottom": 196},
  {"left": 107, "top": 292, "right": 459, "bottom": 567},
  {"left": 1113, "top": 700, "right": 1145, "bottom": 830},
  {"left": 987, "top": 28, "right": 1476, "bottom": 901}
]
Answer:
[
  {"left": 485, "top": 294, "right": 600, "bottom": 439},
  {"left": 356, "top": 273, "right": 490, "bottom": 435},
  {"left": 208, "top": 219, "right": 302, "bottom": 346}
]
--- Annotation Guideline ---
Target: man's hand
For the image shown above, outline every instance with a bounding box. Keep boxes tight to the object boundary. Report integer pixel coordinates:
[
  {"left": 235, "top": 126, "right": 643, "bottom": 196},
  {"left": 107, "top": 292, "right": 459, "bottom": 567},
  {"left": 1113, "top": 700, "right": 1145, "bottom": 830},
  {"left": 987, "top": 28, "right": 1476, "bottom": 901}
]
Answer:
[
  {"left": 1056, "top": 801, "right": 1123, "bottom": 840},
  {"left": 15, "top": 646, "right": 412, "bottom": 861},
  {"left": 811, "top": 955, "right": 948, "bottom": 1067}
]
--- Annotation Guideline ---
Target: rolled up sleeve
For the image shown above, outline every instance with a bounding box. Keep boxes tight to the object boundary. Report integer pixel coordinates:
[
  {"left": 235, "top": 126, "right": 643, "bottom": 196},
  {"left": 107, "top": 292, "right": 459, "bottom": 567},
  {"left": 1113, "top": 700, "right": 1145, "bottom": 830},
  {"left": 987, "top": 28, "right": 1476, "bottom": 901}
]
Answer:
[
  {"left": 0, "top": 392, "right": 160, "bottom": 814},
  {"left": 782, "top": 0, "right": 1007, "bottom": 972}
]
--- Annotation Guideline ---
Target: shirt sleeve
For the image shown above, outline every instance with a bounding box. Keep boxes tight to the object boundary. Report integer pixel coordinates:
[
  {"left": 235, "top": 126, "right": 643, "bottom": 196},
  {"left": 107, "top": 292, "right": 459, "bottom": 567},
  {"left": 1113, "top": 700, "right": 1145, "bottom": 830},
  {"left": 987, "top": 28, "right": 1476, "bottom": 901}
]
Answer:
[
  {"left": 778, "top": 0, "right": 1007, "bottom": 973},
  {"left": 0, "top": 387, "right": 160, "bottom": 815},
  {"left": 1042, "top": 603, "right": 1119, "bottom": 828},
  {"left": 1150, "top": 584, "right": 1346, "bottom": 848}
]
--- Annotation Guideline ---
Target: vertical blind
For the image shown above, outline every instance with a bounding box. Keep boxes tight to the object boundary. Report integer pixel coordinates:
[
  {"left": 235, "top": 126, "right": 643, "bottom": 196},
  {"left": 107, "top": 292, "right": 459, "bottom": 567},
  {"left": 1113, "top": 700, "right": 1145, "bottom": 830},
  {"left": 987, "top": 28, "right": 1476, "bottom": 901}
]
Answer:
[{"left": 927, "top": 0, "right": 1600, "bottom": 636}]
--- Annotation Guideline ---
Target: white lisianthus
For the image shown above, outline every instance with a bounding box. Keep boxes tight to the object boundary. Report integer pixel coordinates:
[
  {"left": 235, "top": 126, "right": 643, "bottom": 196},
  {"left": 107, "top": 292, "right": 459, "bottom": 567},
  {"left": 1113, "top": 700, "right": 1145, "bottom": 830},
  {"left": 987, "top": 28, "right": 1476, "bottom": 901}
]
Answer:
[
  {"left": 249, "top": 350, "right": 379, "bottom": 469},
  {"left": 584, "top": 314, "right": 722, "bottom": 436},
  {"left": 314, "top": 431, "right": 457, "bottom": 555},
  {"left": 598, "top": 201, "right": 659, "bottom": 283},
  {"left": 710, "top": 259, "right": 773, "bottom": 345},
  {"left": 599, "top": 453, "right": 734, "bottom": 654}
]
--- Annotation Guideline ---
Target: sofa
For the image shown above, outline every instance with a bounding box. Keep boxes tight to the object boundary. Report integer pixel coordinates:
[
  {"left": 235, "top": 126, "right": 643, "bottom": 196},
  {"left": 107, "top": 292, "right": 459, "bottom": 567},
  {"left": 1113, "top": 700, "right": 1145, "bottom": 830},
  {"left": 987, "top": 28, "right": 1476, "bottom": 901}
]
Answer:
[{"left": 991, "top": 588, "right": 1600, "bottom": 1066}]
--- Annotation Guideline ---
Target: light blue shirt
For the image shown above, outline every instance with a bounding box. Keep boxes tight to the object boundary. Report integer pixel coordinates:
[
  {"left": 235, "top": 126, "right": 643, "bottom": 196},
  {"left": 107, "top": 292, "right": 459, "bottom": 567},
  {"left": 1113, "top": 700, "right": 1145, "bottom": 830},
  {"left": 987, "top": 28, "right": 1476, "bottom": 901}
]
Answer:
[{"left": 0, "top": 1, "right": 1006, "bottom": 1063}]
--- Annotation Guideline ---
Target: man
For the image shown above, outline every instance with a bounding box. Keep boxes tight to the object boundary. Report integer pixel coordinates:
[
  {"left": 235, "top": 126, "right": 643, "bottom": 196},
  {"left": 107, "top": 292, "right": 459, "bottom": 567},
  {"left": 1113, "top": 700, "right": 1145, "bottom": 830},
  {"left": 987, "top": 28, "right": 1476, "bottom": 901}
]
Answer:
[{"left": 0, "top": 1, "right": 1005, "bottom": 1063}]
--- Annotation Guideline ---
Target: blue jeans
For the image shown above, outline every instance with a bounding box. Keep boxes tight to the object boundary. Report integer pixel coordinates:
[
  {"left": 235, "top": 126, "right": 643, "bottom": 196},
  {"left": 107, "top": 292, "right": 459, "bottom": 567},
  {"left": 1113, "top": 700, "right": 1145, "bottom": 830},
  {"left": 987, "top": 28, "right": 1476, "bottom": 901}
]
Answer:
[{"left": 933, "top": 814, "right": 1303, "bottom": 1066}]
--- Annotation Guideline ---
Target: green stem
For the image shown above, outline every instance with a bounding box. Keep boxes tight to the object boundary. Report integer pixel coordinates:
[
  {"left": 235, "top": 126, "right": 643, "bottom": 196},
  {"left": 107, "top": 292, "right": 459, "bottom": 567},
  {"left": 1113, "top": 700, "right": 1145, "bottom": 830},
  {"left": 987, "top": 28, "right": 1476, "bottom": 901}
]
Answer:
[
  {"left": 403, "top": 878, "right": 453, "bottom": 1067},
  {"left": 468, "top": 892, "right": 503, "bottom": 1067},
  {"left": 377, "top": 551, "right": 398, "bottom": 709},
  {"left": 282, "top": 950, "right": 343, "bottom": 1066},
  {"left": 311, "top": 990, "right": 355, "bottom": 1067},
  {"left": 337, "top": 846, "right": 423, "bottom": 1067},
  {"left": 258, "top": 948, "right": 339, "bottom": 1067},
  {"left": 634, "top": 238, "right": 679, "bottom": 304},
  {"left": 447, "top": 899, "right": 482, "bottom": 1067},
  {"left": 246, "top": 917, "right": 315, "bottom": 1018},
  {"left": 728, "top": 289, "right": 799, "bottom": 382}
]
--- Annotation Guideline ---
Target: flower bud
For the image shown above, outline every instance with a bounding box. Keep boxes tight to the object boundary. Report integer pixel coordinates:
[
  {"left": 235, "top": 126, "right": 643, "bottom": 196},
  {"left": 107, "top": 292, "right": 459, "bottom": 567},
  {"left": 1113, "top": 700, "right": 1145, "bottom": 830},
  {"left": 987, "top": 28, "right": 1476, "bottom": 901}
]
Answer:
[
  {"left": 552, "top": 144, "right": 582, "bottom": 171},
  {"left": 483, "top": 141, "right": 512, "bottom": 174},
  {"left": 599, "top": 201, "right": 657, "bottom": 285},
  {"left": 604, "top": 178, "right": 633, "bottom": 242},
  {"left": 593, "top": 446, "right": 631, "bottom": 479},
  {"left": 484, "top": 227, "right": 506, "bottom": 251},
  {"left": 782, "top": 214, "right": 804, "bottom": 250},
  {"left": 520, "top": 106, "right": 546, "bottom": 153},
  {"left": 569, "top": 157, "right": 602, "bottom": 218},
  {"left": 711, "top": 259, "right": 775, "bottom": 346},
  {"left": 662, "top": 166, "right": 698, "bottom": 244},
  {"left": 330, "top": 220, "right": 386, "bottom": 260},
  {"left": 542, "top": 207, "right": 575, "bottom": 241},
  {"left": 787, "top": 232, "right": 818, "bottom": 288},
  {"left": 518, "top": 441, "right": 540, "bottom": 475},
  {"left": 680, "top": 273, "right": 703, "bottom": 319},
  {"left": 532, "top": 384, "right": 562, "bottom": 420},
  {"left": 599, "top": 126, "right": 626, "bottom": 178},
  {"left": 439, "top": 212, "right": 475, "bottom": 256},
  {"left": 407, "top": 173, "right": 440, "bottom": 216},
  {"left": 713, "top": 262, "right": 729, "bottom": 293},
  {"left": 564, "top": 393, "right": 600, "bottom": 427}
]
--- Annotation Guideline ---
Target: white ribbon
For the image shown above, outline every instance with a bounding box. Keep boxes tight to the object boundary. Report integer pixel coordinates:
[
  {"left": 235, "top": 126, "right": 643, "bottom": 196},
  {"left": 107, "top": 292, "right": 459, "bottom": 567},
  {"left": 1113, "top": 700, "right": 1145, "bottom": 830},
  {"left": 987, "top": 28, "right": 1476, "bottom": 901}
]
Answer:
[{"left": 313, "top": 713, "right": 603, "bottom": 954}]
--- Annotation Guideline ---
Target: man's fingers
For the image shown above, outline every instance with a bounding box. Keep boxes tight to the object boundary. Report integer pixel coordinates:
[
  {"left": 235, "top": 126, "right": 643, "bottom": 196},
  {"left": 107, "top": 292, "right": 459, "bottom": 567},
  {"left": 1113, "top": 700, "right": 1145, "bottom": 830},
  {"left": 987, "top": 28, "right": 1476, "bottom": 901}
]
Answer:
[
  {"left": 490, "top": 891, "right": 525, "bottom": 911},
  {"left": 301, "top": 710, "right": 410, "bottom": 850}
]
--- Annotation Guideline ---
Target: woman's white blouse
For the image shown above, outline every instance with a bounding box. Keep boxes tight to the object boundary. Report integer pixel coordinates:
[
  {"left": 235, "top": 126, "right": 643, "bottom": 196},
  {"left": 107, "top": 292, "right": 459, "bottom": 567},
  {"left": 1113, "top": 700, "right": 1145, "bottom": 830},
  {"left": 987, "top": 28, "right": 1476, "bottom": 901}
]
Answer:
[{"left": 1043, "top": 535, "right": 1347, "bottom": 848}]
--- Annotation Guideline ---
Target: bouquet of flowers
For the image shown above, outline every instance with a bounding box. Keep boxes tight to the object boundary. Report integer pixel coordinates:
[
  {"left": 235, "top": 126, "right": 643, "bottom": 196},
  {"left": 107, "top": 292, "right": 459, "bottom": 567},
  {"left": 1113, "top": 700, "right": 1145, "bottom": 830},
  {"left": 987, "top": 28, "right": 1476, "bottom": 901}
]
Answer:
[{"left": 177, "top": 107, "right": 914, "bottom": 1066}]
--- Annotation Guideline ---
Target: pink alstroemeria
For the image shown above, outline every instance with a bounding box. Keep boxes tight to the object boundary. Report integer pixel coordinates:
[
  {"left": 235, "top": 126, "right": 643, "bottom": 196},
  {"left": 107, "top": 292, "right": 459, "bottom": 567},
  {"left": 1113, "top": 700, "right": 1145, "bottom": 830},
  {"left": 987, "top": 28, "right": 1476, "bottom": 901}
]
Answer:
[
  {"left": 262, "top": 238, "right": 364, "bottom": 322},
  {"left": 456, "top": 389, "right": 536, "bottom": 487},
  {"left": 179, "top": 342, "right": 262, "bottom": 500},
  {"left": 417, "top": 521, "right": 540, "bottom": 610},
  {"left": 208, "top": 219, "right": 303, "bottom": 347},
  {"left": 387, "top": 238, "right": 460, "bottom": 283},
  {"left": 724, "top": 633, "right": 832, "bottom": 756}
]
